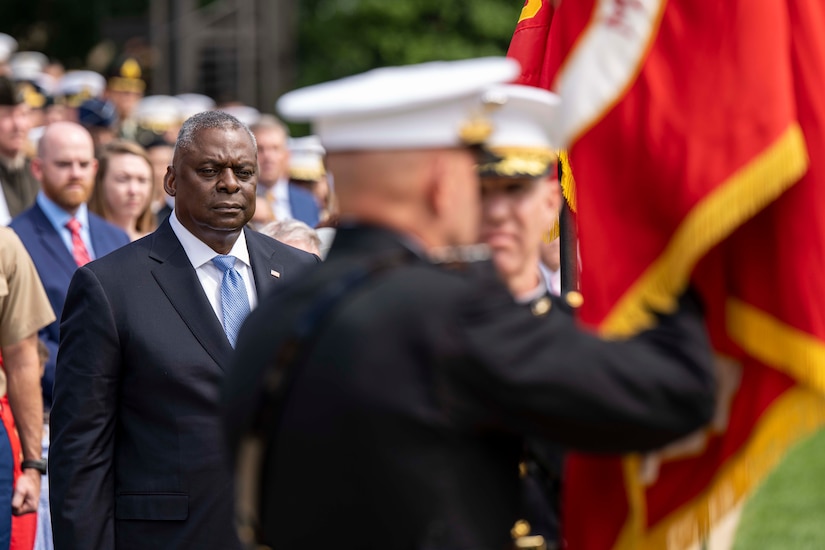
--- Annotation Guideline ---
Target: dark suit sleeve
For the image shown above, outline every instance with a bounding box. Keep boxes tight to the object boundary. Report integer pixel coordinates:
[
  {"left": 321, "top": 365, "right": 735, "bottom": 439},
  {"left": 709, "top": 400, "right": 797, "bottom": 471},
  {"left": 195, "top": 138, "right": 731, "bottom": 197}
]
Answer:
[
  {"left": 40, "top": 327, "right": 58, "bottom": 407},
  {"left": 447, "top": 286, "right": 717, "bottom": 453},
  {"left": 50, "top": 267, "right": 120, "bottom": 550}
]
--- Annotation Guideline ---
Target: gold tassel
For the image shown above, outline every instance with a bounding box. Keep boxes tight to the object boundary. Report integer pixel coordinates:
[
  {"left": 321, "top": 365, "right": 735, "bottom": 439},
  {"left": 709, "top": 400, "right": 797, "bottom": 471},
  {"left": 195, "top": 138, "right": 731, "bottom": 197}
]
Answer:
[{"left": 559, "top": 149, "right": 577, "bottom": 213}]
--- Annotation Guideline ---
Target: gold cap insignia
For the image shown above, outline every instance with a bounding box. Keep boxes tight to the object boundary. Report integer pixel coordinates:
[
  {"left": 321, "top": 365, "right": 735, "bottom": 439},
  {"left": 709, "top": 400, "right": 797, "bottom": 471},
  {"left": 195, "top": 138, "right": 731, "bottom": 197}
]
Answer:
[
  {"left": 120, "top": 58, "right": 142, "bottom": 80},
  {"left": 458, "top": 117, "right": 493, "bottom": 145}
]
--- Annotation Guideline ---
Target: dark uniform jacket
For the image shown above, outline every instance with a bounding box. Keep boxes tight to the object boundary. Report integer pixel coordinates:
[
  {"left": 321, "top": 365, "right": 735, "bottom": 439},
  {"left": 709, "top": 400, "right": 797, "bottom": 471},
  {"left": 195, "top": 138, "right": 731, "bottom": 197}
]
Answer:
[
  {"left": 49, "top": 220, "right": 320, "bottom": 550},
  {"left": 0, "top": 158, "right": 39, "bottom": 218},
  {"left": 223, "top": 225, "right": 716, "bottom": 550}
]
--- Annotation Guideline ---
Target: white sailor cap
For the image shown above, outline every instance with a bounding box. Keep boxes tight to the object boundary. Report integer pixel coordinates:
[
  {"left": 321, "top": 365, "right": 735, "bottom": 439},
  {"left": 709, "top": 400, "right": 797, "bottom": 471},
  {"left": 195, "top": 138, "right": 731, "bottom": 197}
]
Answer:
[
  {"left": 10, "top": 51, "right": 49, "bottom": 82},
  {"left": 56, "top": 71, "right": 106, "bottom": 106},
  {"left": 219, "top": 105, "right": 261, "bottom": 127},
  {"left": 478, "top": 84, "right": 561, "bottom": 178},
  {"left": 288, "top": 135, "right": 326, "bottom": 181},
  {"left": 0, "top": 34, "right": 17, "bottom": 64},
  {"left": 176, "top": 93, "right": 216, "bottom": 120},
  {"left": 134, "top": 95, "right": 185, "bottom": 132},
  {"left": 277, "top": 57, "right": 520, "bottom": 152}
]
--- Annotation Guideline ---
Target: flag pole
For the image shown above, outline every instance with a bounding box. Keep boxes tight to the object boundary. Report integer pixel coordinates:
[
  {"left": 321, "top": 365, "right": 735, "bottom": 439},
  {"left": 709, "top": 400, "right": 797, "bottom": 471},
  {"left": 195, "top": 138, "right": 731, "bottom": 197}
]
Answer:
[{"left": 558, "top": 159, "right": 578, "bottom": 293}]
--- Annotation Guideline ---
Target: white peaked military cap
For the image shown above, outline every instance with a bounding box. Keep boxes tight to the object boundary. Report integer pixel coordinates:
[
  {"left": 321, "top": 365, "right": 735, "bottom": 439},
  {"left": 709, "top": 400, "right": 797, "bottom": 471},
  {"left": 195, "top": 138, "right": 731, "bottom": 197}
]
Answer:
[
  {"left": 277, "top": 57, "right": 521, "bottom": 152},
  {"left": 478, "top": 84, "right": 561, "bottom": 178},
  {"left": 10, "top": 51, "right": 49, "bottom": 81},
  {"left": 0, "top": 34, "right": 17, "bottom": 64},
  {"left": 134, "top": 95, "right": 185, "bottom": 132},
  {"left": 220, "top": 105, "right": 261, "bottom": 127},
  {"left": 288, "top": 135, "right": 326, "bottom": 181},
  {"left": 56, "top": 71, "right": 106, "bottom": 103},
  {"left": 176, "top": 93, "right": 216, "bottom": 119}
]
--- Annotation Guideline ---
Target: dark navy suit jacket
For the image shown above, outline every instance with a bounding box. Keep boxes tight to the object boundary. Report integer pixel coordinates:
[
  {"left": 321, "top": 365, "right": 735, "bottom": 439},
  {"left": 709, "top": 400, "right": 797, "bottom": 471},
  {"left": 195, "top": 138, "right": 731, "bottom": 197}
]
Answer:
[
  {"left": 50, "top": 220, "right": 319, "bottom": 550},
  {"left": 10, "top": 203, "right": 130, "bottom": 407}
]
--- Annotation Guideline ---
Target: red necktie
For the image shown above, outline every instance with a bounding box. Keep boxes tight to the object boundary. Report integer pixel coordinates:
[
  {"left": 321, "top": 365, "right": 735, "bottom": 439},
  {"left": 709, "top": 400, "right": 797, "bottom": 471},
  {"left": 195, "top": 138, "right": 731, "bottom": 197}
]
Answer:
[{"left": 65, "top": 218, "right": 92, "bottom": 267}]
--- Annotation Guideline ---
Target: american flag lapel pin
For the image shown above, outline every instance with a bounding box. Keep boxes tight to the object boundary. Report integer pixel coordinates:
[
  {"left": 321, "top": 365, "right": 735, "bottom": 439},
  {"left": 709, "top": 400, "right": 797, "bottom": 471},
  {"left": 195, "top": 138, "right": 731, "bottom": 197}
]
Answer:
[{"left": 270, "top": 269, "right": 281, "bottom": 278}]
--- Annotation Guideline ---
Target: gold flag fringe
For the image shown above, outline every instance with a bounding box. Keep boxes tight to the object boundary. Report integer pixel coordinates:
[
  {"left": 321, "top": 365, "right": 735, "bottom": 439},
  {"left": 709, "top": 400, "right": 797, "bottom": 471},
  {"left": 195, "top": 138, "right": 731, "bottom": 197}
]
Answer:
[
  {"left": 607, "top": 123, "right": 820, "bottom": 550},
  {"left": 545, "top": 150, "right": 577, "bottom": 243},
  {"left": 559, "top": 150, "right": 577, "bottom": 213},
  {"left": 616, "top": 385, "right": 825, "bottom": 550},
  {"left": 599, "top": 123, "right": 809, "bottom": 339}
]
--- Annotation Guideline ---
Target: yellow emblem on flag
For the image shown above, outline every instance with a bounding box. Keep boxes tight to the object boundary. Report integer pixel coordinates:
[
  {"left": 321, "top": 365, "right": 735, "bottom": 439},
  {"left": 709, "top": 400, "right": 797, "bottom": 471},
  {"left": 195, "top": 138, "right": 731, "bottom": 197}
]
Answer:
[{"left": 518, "top": 0, "right": 543, "bottom": 23}]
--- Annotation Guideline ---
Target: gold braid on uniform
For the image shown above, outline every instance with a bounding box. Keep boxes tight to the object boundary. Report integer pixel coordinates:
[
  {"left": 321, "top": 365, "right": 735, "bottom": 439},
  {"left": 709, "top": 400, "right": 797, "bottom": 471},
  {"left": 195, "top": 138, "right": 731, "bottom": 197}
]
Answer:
[
  {"left": 289, "top": 167, "right": 326, "bottom": 181},
  {"left": 479, "top": 146, "right": 557, "bottom": 178}
]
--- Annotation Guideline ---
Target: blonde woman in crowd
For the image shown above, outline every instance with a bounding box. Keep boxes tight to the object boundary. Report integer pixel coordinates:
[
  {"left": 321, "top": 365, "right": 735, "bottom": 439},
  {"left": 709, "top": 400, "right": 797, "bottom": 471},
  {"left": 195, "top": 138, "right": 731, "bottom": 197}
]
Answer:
[{"left": 88, "top": 139, "right": 156, "bottom": 241}]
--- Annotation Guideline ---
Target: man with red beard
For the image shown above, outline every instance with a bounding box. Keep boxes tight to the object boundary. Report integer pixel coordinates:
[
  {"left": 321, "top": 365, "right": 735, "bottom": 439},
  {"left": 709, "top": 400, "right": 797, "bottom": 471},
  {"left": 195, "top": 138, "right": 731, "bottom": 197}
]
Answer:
[
  {"left": 0, "top": 76, "right": 39, "bottom": 225},
  {"left": 10, "top": 122, "right": 129, "bottom": 409}
]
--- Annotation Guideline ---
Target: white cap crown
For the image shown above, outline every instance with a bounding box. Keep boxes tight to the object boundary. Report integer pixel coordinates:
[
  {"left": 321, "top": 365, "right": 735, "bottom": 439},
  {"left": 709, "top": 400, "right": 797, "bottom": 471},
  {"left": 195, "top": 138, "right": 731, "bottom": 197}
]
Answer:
[{"left": 277, "top": 57, "right": 521, "bottom": 152}]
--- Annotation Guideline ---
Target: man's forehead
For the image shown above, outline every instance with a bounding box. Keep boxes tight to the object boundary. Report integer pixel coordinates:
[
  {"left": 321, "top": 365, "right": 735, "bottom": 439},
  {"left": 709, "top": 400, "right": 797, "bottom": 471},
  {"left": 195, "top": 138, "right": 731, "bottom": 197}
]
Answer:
[
  {"left": 186, "top": 127, "right": 255, "bottom": 151},
  {"left": 46, "top": 146, "right": 95, "bottom": 160},
  {"left": 41, "top": 135, "right": 95, "bottom": 160},
  {"left": 0, "top": 103, "right": 25, "bottom": 116},
  {"left": 254, "top": 126, "right": 286, "bottom": 143}
]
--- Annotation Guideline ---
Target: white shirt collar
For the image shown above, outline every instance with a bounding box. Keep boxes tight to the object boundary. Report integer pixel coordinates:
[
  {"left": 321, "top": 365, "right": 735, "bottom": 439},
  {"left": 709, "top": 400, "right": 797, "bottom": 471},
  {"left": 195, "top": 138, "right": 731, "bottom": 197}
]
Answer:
[
  {"left": 274, "top": 177, "right": 290, "bottom": 201},
  {"left": 169, "top": 210, "right": 252, "bottom": 269}
]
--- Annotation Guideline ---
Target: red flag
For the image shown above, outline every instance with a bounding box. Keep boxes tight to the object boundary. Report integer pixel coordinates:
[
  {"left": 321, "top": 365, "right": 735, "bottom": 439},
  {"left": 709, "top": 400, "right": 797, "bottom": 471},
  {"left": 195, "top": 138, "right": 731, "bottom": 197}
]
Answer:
[{"left": 508, "top": 1, "right": 825, "bottom": 548}]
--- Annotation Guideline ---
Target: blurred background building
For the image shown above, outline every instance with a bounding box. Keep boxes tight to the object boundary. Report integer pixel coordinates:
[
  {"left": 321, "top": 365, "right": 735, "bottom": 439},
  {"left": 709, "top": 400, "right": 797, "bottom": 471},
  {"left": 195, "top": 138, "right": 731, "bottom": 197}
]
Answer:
[{"left": 149, "top": 0, "right": 296, "bottom": 108}]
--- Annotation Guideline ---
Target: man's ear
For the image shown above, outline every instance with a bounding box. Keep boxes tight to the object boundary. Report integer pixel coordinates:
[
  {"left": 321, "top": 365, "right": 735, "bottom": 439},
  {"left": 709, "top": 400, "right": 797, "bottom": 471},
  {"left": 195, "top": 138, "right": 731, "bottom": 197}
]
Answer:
[
  {"left": 30, "top": 157, "right": 43, "bottom": 182},
  {"left": 90, "top": 158, "right": 99, "bottom": 182},
  {"left": 163, "top": 166, "right": 176, "bottom": 197},
  {"left": 427, "top": 152, "right": 455, "bottom": 218},
  {"left": 545, "top": 176, "right": 562, "bottom": 218}
]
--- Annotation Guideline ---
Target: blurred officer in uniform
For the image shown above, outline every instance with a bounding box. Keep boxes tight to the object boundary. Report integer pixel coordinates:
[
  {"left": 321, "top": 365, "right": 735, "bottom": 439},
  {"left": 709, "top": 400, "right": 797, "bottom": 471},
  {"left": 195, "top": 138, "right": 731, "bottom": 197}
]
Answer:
[
  {"left": 133, "top": 94, "right": 185, "bottom": 147},
  {"left": 288, "top": 135, "right": 335, "bottom": 223},
  {"left": 477, "top": 84, "right": 566, "bottom": 547},
  {"left": 10, "top": 51, "right": 53, "bottom": 133},
  {"left": 0, "top": 34, "right": 17, "bottom": 76},
  {"left": 223, "top": 57, "right": 716, "bottom": 550},
  {"left": 104, "top": 57, "right": 145, "bottom": 141},
  {"left": 77, "top": 97, "right": 119, "bottom": 153},
  {"left": 0, "top": 76, "right": 38, "bottom": 224},
  {"left": 53, "top": 70, "right": 106, "bottom": 124}
]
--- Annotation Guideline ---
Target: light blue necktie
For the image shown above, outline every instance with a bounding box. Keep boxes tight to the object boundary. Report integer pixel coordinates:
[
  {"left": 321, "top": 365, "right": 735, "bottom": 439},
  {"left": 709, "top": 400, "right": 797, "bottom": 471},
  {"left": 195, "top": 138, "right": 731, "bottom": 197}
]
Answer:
[{"left": 212, "top": 255, "right": 251, "bottom": 348}]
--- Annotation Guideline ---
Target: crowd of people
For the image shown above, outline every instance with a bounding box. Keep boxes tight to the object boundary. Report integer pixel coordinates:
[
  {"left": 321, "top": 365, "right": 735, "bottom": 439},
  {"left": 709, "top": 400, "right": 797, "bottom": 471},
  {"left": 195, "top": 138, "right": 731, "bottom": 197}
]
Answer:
[
  {"left": 0, "top": 33, "right": 334, "bottom": 550},
  {"left": 0, "top": 31, "right": 718, "bottom": 550}
]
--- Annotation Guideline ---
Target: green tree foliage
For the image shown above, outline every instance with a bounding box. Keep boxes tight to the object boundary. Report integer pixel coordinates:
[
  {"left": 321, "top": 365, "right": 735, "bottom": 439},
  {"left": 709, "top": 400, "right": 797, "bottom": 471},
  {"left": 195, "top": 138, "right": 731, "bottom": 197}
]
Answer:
[
  {"left": 296, "top": 0, "right": 522, "bottom": 87},
  {"left": 0, "top": 0, "right": 149, "bottom": 69}
]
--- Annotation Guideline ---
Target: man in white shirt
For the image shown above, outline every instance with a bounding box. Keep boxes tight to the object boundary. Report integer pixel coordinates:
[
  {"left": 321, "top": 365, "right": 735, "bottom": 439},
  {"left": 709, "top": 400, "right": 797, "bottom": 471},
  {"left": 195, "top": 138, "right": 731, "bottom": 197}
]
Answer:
[
  {"left": 249, "top": 116, "right": 320, "bottom": 228},
  {"left": 49, "top": 111, "right": 319, "bottom": 550}
]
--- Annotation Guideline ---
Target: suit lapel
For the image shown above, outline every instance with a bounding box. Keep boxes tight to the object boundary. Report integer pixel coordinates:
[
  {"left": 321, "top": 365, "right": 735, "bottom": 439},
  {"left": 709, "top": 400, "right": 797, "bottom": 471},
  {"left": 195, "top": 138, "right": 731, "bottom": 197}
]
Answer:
[
  {"left": 149, "top": 221, "right": 234, "bottom": 370},
  {"left": 31, "top": 205, "right": 78, "bottom": 276},
  {"left": 246, "top": 228, "right": 285, "bottom": 299},
  {"left": 88, "top": 213, "right": 127, "bottom": 258}
]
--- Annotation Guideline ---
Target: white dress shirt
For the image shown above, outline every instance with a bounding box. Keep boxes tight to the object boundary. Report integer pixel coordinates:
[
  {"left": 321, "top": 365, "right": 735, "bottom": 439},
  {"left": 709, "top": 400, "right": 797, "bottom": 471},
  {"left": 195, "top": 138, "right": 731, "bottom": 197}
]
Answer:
[
  {"left": 169, "top": 211, "right": 258, "bottom": 323},
  {"left": 0, "top": 183, "right": 11, "bottom": 226},
  {"left": 259, "top": 178, "right": 293, "bottom": 221},
  {"left": 539, "top": 262, "right": 561, "bottom": 296}
]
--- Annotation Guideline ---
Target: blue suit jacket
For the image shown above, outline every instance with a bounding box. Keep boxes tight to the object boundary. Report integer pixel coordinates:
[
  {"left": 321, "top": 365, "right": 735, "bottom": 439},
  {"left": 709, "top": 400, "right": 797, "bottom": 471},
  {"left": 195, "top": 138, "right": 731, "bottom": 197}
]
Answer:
[
  {"left": 288, "top": 183, "right": 320, "bottom": 228},
  {"left": 10, "top": 203, "right": 130, "bottom": 407}
]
